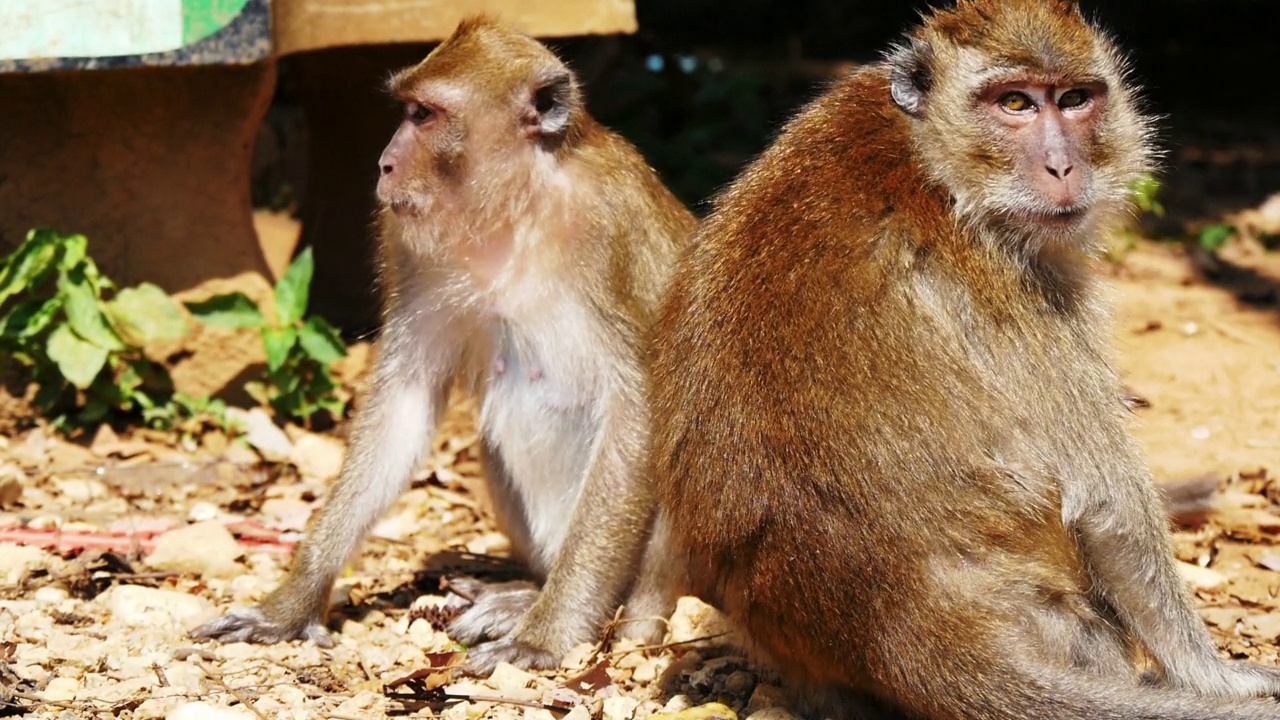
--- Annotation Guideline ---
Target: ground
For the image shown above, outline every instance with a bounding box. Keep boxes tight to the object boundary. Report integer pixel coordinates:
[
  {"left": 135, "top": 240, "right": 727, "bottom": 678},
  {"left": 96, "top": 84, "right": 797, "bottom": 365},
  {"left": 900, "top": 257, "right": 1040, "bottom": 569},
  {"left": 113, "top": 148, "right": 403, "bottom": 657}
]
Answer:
[{"left": 2, "top": 237, "right": 1280, "bottom": 720}]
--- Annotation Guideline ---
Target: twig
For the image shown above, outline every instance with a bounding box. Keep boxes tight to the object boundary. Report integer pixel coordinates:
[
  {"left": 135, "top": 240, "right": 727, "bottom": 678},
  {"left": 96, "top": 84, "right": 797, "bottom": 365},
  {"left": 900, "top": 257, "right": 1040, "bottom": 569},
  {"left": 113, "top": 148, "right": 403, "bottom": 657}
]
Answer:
[
  {"left": 196, "top": 660, "right": 270, "bottom": 720},
  {"left": 606, "top": 631, "right": 734, "bottom": 657},
  {"left": 454, "top": 693, "right": 555, "bottom": 710},
  {"left": 153, "top": 662, "right": 171, "bottom": 687},
  {"left": 10, "top": 690, "right": 77, "bottom": 710}
]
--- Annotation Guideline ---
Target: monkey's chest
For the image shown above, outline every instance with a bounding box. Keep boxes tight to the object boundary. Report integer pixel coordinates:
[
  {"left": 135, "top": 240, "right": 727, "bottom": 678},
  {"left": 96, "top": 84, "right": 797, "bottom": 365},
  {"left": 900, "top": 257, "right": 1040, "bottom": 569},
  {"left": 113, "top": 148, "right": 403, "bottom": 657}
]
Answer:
[{"left": 471, "top": 322, "right": 602, "bottom": 567}]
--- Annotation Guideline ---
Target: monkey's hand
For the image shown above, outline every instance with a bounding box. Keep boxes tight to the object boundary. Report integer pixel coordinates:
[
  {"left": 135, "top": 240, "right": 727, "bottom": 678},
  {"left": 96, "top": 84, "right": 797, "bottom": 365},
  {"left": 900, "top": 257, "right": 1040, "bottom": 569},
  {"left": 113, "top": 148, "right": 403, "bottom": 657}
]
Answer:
[
  {"left": 443, "top": 577, "right": 565, "bottom": 674},
  {"left": 462, "top": 636, "right": 561, "bottom": 675},
  {"left": 444, "top": 576, "right": 540, "bottom": 645},
  {"left": 191, "top": 605, "right": 334, "bottom": 648}
]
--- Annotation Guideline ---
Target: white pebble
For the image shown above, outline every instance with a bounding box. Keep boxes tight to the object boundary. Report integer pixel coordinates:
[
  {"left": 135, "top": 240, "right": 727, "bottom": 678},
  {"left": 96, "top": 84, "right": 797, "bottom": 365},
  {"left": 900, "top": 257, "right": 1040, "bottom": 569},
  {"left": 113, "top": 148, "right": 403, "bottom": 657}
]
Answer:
[{"left": 42, "top": 676, "right": 79, "bottom": 702}]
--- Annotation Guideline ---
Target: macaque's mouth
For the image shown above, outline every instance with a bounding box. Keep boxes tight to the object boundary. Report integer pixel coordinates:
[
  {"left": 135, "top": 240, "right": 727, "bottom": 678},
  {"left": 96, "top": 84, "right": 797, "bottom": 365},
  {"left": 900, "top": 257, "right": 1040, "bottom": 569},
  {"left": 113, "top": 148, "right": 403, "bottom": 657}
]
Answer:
[
  {"left": 387, "top": 198, "right": 420, "bottom": 215},
  {"left": 1038, "top": 206, "right": 1089, "bottom": 225}
]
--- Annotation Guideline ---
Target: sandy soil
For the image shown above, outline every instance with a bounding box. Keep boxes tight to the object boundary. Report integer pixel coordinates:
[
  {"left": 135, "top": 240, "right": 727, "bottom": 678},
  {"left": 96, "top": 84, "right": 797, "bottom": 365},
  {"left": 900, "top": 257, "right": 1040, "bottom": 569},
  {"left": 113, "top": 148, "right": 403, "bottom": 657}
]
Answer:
[{"left": 2, "top": 239, "right": 1280, "bottom": 720}]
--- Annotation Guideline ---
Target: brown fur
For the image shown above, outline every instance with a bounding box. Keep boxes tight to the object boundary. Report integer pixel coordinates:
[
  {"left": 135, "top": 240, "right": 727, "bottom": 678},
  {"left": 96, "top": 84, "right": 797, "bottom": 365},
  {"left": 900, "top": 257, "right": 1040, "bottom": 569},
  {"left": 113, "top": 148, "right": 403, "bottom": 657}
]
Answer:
[
  {"left": 650, "top": 2, "right": 1280, "bottom": 718},
  {"left": 194, "top": 16, "right": 696, "bottom": 675}
]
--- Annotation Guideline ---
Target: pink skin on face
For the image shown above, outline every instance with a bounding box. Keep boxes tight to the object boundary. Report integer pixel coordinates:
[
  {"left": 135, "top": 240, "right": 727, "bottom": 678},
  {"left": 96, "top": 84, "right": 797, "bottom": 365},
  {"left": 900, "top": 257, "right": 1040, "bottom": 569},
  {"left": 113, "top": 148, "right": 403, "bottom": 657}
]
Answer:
[{"left": 984, "top": 81, "right": 1106, "bottom": 218}]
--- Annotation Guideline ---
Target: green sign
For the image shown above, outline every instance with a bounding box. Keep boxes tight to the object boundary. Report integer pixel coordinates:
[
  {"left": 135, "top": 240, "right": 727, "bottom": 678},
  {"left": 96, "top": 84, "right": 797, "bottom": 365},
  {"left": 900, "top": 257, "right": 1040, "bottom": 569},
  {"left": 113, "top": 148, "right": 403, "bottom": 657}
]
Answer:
[
  {"left": 0, "top": 0, "right": 268, "bottom": 70},
  {"left": 184, "top": 0, "right": 252, "bottom": 46}
]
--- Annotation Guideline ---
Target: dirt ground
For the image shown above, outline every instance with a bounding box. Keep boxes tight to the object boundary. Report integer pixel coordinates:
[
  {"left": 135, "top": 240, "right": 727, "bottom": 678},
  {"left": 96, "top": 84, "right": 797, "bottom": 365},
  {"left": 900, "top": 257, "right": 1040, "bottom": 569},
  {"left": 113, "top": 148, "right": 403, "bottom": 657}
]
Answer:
[{"left": 2, "top": 236, "right": 1280, "bottom": 720}]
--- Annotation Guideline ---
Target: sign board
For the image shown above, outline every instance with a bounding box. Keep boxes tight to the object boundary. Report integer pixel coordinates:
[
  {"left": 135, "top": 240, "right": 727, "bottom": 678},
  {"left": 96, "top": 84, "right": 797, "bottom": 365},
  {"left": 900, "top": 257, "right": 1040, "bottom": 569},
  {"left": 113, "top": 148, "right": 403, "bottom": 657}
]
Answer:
[{"left": 0, "top": 0, "right": 270, "bottom": 71}]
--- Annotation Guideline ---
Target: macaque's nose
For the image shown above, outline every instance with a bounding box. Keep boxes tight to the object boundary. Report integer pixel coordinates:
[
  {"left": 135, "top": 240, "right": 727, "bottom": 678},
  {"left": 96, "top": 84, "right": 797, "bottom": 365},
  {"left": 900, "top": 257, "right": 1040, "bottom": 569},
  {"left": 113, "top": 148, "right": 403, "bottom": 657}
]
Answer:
[
  {"left": 380, "top": 162, "right": 394, "bottom": 176},
  {"left": 1045, "top": 161, "right": 1074, "bottom": 181}
]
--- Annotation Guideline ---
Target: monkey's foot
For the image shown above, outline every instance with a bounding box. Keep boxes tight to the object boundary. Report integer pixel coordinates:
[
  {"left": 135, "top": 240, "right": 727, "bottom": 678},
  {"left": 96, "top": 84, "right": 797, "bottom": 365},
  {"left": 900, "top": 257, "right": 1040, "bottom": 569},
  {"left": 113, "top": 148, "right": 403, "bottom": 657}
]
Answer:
[
  {"left": 191, "top": 608, "right": 334, "bottom": 648},
  {"left": 445, "top": 577, "right": 540, "bottom": 644},
  {"left": 462, "top": 636, "right": 561, "bottom": 675}
]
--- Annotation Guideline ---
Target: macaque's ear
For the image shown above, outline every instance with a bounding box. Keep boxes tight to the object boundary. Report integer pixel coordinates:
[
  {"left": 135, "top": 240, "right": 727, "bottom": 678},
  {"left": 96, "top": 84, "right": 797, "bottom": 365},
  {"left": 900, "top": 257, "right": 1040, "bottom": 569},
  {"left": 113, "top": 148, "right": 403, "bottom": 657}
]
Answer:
[
  {"left": 888, "top": 39, "right": 934, "bottom": 117},
  {"left": 528, "top": 72, "right": 577, "bottom": 139}
]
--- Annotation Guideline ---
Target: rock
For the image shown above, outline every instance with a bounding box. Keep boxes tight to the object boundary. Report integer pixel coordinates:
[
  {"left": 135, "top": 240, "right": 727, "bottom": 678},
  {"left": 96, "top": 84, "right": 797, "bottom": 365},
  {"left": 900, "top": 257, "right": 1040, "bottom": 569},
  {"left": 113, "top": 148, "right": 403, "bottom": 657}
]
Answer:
[
  {"left": 0, "top": 543, "right": 52, "bottom": 584},
  {"left": 744, "top": 684, "right": 789, "bottom": 715},
  {"left": 668, "top": 596, "right": 739, "bottom": 645},
  {"left": 166, "top": 700, "right": 258, "bottom": 719},
  {"left": 723, "top": 670, "right": 756, "bottom": 695},
  {"left": 0, "top": 475, "right": 21, "bottom": 508},
  {"left": 187, "top": 501, "right": 222, "bottom": 523},
  {"left": 52, "top": 477, "right": 108, "bottom": 504},
  {"left": 562, "top": 706, "right": 593, "bottom": 720},
  {"left": 654, "top": 703, "right": 738, "bottom": 720},
  {"left": 102, "top": 585, "right": 216, "bottom": 629},
  {"left": 1176, "top": 560, "right": 1227, "bottom": 592},
  {"left": 632, "top": 655, "right": 665, "bottom": 683},
  {"left": 490, "top": 662, "right": 538, "bottom": 693},
  {"left": 33, "top": 586, "right": 69, "bottom": 606},
  {"left": 145, "top": 521, "right": 243, "bottom": 579},
  {"left": 604, "top": 697, "right": 641, "bottom": 720},
  {"left": 288, "top": 431, "right": 345, "bottom": 480},
  {"left": 227, "top": 407, "right": 292, "bottom": 462},
  {"left": 260, "top": 497, "right": 313, "bottom": 531},
  {"left": 42, "top": 676, "right": 79, "bottom": 702}
]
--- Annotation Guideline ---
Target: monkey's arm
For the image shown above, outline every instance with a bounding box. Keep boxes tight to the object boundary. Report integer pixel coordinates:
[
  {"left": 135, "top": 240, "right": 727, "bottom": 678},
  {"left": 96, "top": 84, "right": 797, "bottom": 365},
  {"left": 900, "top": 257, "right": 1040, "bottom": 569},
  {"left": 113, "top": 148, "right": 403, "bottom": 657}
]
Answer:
[
  {"left": 193, "top": 312, "right": 458, "bottom": 646},
  {"left": 464, "top": 374, "right": 655, "bottom": 672},
  {"left": 1065, "top": 439, "right": 1280, "bottom": 698}
]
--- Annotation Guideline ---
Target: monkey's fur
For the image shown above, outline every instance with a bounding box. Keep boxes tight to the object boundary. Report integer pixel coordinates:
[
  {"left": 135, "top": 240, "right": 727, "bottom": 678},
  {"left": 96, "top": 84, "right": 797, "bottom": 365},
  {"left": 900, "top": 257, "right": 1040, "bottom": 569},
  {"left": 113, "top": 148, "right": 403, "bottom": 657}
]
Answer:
[
  {"left": 194, "top": 17, "right": 696, "bottom": 674},
  {"left": 650, "top": 2, "right": 1280, "bottom": 718}
]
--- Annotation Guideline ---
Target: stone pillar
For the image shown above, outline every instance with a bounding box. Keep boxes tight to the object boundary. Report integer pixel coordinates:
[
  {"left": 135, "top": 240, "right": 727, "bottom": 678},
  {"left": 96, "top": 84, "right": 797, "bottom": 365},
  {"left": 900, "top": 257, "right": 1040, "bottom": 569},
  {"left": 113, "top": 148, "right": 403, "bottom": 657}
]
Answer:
[{"left": 0, "top": 61, "right": 277, "bottom": 292}]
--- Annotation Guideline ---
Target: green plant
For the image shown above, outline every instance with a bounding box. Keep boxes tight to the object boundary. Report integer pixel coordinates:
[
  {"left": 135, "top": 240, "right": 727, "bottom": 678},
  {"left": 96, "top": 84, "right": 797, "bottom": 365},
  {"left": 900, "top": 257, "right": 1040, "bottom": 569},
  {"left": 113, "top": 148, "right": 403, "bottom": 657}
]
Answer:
[
  {"left": 1196, "top": 223, "right": 1236, "bottom": 253},
  {"left": 186, "top": 246, "right": 347, "bottom": 424},
  {"left": 0, "top": 228, "right": 188, "bottom": 427},
  {"left": 1129, "top": 173, "right": 1165, "bottom": 218}
]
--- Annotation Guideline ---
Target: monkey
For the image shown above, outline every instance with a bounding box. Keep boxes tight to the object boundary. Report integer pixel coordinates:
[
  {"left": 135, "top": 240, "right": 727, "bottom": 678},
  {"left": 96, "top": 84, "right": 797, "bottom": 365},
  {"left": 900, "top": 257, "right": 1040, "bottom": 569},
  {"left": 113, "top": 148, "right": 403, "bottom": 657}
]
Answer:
[
  {"left": 193, "top": 16, "right": 697, "bottom": 674},
  {"left": 647, "top": 2, "right": 1280, "bottom": 718}
]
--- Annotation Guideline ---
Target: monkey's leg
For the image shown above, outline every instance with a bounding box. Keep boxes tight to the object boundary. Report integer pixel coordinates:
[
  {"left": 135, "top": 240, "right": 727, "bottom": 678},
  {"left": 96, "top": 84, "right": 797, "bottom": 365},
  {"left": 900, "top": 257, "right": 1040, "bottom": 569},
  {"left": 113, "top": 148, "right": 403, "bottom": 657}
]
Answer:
[
  {"left": 446, "top": 437, "right": 543, "bottom": 643},
  {"left": 617, "top": 513, "right": 680, "bottom": 645},
  {"left": 193, "top": 338, "right": 451, "bottom": 646},
  {"left": 1065, "top": 443, "right": 1280, "bottom": 698},
  {"left": 462, "top": 389, "right": 654, "bottom": 674}
]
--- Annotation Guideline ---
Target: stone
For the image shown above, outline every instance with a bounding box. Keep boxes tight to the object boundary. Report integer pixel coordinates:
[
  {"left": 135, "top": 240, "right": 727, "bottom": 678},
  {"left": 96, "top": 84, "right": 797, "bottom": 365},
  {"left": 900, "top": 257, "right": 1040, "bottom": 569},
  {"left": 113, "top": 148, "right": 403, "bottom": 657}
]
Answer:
[{"left": 145, "top": 521, "right": 243, "bottom": 579}]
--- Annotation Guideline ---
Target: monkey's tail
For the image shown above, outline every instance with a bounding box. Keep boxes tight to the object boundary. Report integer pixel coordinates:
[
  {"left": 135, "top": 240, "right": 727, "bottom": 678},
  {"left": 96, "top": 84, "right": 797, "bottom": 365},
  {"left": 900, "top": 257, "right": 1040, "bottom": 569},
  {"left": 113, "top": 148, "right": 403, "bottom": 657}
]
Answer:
[{"left": 917, "top": 663, "right": 1280, "bottom": 720}]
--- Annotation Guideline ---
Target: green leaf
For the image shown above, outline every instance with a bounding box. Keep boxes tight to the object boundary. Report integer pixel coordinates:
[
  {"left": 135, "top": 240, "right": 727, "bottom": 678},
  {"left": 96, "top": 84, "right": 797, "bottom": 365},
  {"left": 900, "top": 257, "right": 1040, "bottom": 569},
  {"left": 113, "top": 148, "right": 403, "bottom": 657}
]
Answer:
[
  {"left": 54, "top": 232, "right": 89, "bottom": 272},
  {"left": 274, "top": 246, "right": 313, "bottom": 327},
  {"left": 105, "top": 283, "right": 188, "bottom": 345},
  {"left": 298, "top": 316, "right": 346, "bottom": 365},
  {"left": 47, "top": 323, "right": 108, "bottom": 389},
  {"left": 0, "top": 228, "right": 61, "bottom": 308},
  {"left": 58, "top": 266, "right": 125, "bottom": 351},
  {"left": 263, "top": 326, "right": 298, "bottom": 372},
  {"left": 1197, "top": 224, "right": 1235, "bottom": 253},
  {"left": 185, "top": 292, "right": 266, "bottom": 330},
  {"left": 1, "top": 297, "right": 62, "bottom": 340}
]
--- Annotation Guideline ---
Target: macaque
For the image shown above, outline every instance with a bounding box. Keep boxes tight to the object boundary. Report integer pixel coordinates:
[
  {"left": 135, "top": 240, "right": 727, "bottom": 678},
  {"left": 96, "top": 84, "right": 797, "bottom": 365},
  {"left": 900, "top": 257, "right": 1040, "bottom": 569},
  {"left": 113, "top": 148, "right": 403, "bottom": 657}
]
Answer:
[
  {"left": 649, "top": 1, "right": 1280, "bottom": 718},
  {"left": 194, "top": 16, "right": 696, "bottom": 673}
]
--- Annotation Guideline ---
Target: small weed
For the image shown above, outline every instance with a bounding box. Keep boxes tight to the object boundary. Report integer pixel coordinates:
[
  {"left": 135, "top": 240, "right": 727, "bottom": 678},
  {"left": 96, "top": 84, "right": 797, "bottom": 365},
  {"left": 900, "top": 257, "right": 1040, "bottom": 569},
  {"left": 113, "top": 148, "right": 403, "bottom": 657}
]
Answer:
[
  {"left": 0, "top": 228, "right": 189, "bottom": 428},
  {"left": 187, "top": 246, "right": 347, "bottom": 425},
  {"left": 1196, "top": 223, "right": 1236, "bottom": 253},
  {"left": 1130, "top": 173, "right": 1166, "bottom": 219}
]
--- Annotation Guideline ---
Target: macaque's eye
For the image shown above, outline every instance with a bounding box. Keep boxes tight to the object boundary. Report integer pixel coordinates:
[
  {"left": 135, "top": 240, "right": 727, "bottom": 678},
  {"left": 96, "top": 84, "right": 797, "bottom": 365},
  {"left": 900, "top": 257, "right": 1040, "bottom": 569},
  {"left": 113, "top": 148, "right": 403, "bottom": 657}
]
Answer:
[
  {"left": 405, "top": 102, "right": 434, "bottom": 125},
  {"left": 1057, "top": 88, "right": 1090, "bottom": 109},
  {"left": 998, "top": 92, "right": 1034, "bottom": 113}
]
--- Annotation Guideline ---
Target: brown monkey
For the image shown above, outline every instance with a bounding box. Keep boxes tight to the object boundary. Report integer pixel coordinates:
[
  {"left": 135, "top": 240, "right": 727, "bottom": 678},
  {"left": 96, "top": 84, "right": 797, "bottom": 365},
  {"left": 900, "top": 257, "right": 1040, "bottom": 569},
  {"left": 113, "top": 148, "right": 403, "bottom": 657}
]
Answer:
[
  {"left": 194, "top": 17, "right": 696, "bottom": 673},
  {"left": 649, "top": 1, "right": 1280, "bottom": 718}
]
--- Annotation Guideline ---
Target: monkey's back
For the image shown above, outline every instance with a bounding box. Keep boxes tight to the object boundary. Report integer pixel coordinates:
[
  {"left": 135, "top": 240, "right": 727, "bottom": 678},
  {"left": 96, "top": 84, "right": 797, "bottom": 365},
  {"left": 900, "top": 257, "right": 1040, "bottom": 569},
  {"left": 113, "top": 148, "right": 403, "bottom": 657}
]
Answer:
[{"left": 650, "top": 66, "right": 1126, "bottom": 692}]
